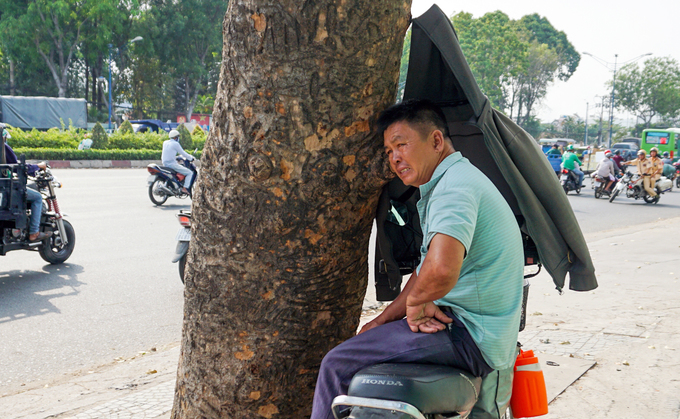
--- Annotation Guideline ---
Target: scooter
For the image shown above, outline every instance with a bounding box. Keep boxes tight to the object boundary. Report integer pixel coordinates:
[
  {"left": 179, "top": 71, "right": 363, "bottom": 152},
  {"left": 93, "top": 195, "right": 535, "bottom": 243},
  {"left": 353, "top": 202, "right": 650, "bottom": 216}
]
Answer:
[
  {"left": 609, "top": 170, "right": 672, "bottom": 204},
  {"left": 332, "top": 278, "right": 533, "bottom": 419},
  {"left": 146, "top": 155, "right": 197, "bottom": 206},
  {"left": 559, "top": 169, "right": 581, "bottom": 195},
  {"left": 172, "top": 210, "right": 191, "bottom": 284},
  {"left": 674, "top": 162, "right": 680, "bottom": 189},
  {"left": 0, "top": 158, "right": 76, "bottom": 264},
  {"left": 593, "top": 175, "right": 617, "bottom": 199}
]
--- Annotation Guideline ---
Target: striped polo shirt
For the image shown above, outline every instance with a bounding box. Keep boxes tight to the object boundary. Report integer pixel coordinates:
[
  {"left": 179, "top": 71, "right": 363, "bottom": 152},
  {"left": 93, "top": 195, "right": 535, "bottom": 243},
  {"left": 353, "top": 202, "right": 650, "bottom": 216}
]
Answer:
[{"left": 416, "top": 152, "right": 523, "bottom": 370}]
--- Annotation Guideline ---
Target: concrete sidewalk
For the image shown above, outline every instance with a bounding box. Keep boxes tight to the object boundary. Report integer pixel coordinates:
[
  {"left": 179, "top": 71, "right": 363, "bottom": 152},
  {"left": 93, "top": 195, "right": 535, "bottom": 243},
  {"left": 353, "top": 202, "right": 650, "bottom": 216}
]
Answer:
[{"left": 2, "top": 217, "right": 680, "bottom": 418}]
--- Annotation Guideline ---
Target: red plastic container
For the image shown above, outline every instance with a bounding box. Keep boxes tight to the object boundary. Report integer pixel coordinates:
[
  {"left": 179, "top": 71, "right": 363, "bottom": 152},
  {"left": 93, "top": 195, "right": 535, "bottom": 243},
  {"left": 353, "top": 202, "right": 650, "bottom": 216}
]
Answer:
[{"left": 510, "top": 349, "right": 548, "bottom": 417}]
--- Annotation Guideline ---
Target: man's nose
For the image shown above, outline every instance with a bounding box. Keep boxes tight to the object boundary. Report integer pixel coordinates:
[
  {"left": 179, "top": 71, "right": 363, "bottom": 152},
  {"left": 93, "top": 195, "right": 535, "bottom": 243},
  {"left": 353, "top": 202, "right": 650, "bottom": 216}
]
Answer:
[{"left": 389, "top": 150, "right": 401, "bottom": 165}]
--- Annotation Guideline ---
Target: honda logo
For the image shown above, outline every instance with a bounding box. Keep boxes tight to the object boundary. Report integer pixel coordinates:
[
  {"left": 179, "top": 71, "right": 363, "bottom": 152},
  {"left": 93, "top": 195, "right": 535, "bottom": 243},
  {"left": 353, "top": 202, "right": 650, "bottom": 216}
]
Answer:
[{"left": 361, "top": 379, "right": 404, "bottom": 386}]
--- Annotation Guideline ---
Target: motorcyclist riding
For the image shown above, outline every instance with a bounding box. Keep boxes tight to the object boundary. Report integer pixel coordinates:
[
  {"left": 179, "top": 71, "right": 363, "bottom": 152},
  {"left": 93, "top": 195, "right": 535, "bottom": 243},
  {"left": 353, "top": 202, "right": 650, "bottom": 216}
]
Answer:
[
  {"left": 562, "top": 144, "right": 584, "bottom": 187},
  {"left": 661, "top": 151, "right": 673, "bottom": 165},
  {"left": 626, "top": 149, "right": 660, "bottom": 198},
  {"left": 1, "top": 123, "right": 52, "bottom": 242},
  {"left": 611, "top": 149, "right": 624, "bottom": 171},
  {"left": 595, "top": 151, "right": 617, "bottom": 192},
  {"left": 161, "top": 129, "right": 195, "bottom": 194}
]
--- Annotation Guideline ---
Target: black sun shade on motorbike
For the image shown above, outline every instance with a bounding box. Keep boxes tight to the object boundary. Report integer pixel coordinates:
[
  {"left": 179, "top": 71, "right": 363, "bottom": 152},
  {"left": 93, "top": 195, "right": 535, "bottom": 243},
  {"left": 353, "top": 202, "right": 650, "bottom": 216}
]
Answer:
[{"left": 373, "top": 4, "right": 597, "bottom": 299}]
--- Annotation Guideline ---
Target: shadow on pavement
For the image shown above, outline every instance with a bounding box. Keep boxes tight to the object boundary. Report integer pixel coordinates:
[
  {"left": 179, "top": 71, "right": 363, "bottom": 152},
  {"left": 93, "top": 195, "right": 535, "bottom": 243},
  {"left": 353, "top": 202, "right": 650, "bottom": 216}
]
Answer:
[{"left": 0, "top": 263, "right": 85, "bottom": 324}]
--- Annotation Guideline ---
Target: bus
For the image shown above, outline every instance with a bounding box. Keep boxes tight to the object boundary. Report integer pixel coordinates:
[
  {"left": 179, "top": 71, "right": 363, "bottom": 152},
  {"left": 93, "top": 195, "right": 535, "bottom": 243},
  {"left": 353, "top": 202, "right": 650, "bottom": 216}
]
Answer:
[{"left": 641, "top": 128, "right": 680, "bottom": 160}]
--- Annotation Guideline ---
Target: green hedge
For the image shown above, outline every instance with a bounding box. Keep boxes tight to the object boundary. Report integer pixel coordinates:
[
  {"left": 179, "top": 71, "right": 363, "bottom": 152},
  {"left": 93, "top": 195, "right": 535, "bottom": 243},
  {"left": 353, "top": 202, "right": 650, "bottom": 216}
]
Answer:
[
  {"left": 7, "top": 127, "right": 206, "bottom": 149},
  {"left": 14, "top": 148, "right": 203, "bottom": 161}
]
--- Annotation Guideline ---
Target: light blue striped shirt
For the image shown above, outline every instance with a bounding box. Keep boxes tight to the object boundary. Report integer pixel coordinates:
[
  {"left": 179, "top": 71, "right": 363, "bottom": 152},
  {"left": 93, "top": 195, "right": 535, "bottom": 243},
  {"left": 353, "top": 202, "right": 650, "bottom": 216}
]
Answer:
[{"left": 416, "top": 152, "right": 523, "bottom": 369}]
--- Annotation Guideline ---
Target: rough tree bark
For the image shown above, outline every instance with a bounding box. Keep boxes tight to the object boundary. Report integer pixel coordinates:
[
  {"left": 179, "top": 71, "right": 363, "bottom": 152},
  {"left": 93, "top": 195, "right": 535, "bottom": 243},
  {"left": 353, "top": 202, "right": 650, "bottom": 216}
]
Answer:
[{"left": 172, "top": 0, "right": 411, "bottom": 418}]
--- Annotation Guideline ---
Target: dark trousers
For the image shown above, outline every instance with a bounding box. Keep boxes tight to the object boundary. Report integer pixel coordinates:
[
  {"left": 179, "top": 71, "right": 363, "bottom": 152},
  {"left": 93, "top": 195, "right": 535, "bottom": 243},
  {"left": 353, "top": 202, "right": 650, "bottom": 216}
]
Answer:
[{"left": 311, "top": 312, "right": 492, "bottom": 419}]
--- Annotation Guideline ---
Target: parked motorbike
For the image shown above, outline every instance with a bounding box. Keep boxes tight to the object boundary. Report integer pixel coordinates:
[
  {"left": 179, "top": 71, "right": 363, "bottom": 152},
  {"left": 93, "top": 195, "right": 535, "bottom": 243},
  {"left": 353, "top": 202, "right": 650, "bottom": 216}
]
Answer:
[
  {"left": 560, "top": 169, "right": 581, "bottom": 194},
  {"left": 593, "top": 175, "right": 617, "bottom": 199},
  {"left": 0, "top": 159, "right": 76, "bottom": 264},
  {"left": 609, "top": 170, "right": 672, "bottom": 204},
  {"left": 146, "top": 155, "right": 197, "bottom": 206},
  {"left": 172, "top": 210, "right": 191, "bottom": 284}
]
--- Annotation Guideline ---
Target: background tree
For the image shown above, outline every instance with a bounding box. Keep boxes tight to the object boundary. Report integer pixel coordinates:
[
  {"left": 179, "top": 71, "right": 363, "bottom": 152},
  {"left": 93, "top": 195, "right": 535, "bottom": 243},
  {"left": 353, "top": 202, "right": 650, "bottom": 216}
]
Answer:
[
  {"left": 0, "top": 0, "right": 101, "bottom": 97},
  {"left": 452, "top": 11, "right": 526, "bottom": 109},
  {"left": 172, "top": 0, "right": 411, "bottom": 417},
  {"left": 614, "top": 56, "right": 680, "bottom": 127},
  {"left": 147, "top": 0, "right": 226, "bottom": 119}
]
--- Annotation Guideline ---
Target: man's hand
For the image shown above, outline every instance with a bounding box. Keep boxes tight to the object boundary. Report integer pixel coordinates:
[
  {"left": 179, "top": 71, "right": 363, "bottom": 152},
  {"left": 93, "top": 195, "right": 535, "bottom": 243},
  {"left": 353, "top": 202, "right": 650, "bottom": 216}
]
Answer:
[
  {"left": 37, "top": 162, "right": 47, "bottom": 170},
  {"left": 406, "top": 302, "right": 452, "bottom": 333},
  {"left": 357, "top": 317, "right": 386, "bottom": 335}
]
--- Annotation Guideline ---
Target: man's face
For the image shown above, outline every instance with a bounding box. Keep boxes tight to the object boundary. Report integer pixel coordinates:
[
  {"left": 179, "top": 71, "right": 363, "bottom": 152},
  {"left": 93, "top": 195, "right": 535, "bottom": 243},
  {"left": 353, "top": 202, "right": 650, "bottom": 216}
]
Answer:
[
  {"left": 650, "top": 151, "right": 657, "bottom": 158},
  {"left": 383, "top": 121, "right": 442, "bottom": 187}
]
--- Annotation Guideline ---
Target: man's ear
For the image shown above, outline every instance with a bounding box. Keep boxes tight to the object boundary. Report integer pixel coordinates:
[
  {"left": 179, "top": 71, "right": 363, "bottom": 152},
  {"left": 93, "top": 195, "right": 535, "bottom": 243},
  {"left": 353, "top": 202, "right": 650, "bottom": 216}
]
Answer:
[{"left": 432, "top": 130, "right": 445, "bottom": 151}]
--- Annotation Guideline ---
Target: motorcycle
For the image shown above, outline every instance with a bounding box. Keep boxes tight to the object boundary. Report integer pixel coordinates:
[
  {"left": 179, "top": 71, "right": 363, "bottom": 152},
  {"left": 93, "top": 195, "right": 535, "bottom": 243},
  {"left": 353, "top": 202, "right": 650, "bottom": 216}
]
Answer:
[
  {"left": 172, "top": 210, "right": 191, "bottom": 284},
  {"left": 332, "top": 279, "right": 533, "bottom": 419},
  {"left": 146, "top": 155, "right": 197, "bottom": 206},
  {"left": 0, "top": 158, "right": 76, "bottom": 264},
  {"left": 559, "top": 169, "right": 581, "bottom": 194},
  {"left": 593, "top": 174, "right": 617, "bottom": 199},
  {"left": 675, "top": 162, "right": 680, "bottom": 189},
  {"left": 609, "top": 169, "right": 672, "bottom": 204}
]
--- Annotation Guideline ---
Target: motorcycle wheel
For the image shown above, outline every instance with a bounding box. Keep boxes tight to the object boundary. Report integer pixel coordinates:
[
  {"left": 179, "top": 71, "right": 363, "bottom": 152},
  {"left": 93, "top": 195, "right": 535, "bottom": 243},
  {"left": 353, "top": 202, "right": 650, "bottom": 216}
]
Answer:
[
  {"left": 179, "top": 254, "right": 187, "bottom": 285},
  {"left": 149, "top": 178, "right": 169, "bottom": 206},
  {"left": 594, "top": 187, "right": 602, "bottom": 199},
  {"left": 39, "top": 219, "right": 76, "bottom": 264},
  {"left": 575, "top": 186, "right": 581, "bottom": 195},
  {"left": 676, "top": 177, "right": 680, "bottom": 188},
  {"left": 609, "top": 189, "right": 620, "bottom": 203},
  {"left": 643, "top": 193, "right": 659, "bottom": 204},
  {"left": 563, "top": 184, "right": 569, "bottom": 195}
]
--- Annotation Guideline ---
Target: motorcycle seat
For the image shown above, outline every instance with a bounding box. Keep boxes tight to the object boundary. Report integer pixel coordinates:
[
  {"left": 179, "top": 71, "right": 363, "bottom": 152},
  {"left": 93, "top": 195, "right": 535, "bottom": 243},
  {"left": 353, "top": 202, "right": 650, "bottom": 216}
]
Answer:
[
  {"left": 148, "top": 163, "right": 178, "bottom": 176},
  {"left": 347, "top": 363, "right": 481, "bottom": 415}
]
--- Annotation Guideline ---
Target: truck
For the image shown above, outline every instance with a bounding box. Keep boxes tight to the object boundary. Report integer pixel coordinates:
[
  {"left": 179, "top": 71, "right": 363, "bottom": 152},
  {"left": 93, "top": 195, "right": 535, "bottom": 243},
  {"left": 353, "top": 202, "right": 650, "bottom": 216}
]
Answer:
[{"left": 0, "top": 96, "right": 87, "bottom": 130}]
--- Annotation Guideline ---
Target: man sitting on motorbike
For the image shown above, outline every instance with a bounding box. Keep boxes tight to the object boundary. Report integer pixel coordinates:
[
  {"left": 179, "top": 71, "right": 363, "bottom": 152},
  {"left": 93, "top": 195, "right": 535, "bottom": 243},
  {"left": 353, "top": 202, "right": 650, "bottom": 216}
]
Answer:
[
  {"left": 611, "top": 149, "right": 624, "bottom": 171},
  {"left": 626, "top": 149, "right": 659, "bottom": 198},
  {"left": 310, "top": 100, "right": 524, "bottom": 419},
  {"left": 546, "top": 143, "right": 562, "bottom": 155},
  {"left": 595, "top": 151, "right": 617, "bottom": 192},
  {"left": 1, "top": 124, "right": 52, "bottom": 242},
  {"left": 562, "top": 144, "right": 584, "bottom": 187},
  {"left": 161, "top": 129, "right": 195, "bottom": 194},
  {"left": 661, "top": 151, "right": 673, "bottom": 165}
]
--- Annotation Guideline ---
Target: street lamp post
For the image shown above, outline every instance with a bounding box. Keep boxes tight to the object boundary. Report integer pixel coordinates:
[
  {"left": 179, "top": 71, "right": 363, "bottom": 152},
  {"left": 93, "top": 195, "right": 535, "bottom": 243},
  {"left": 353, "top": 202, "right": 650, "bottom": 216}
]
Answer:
[
  {"left": 582, "top": 52, "right": 652, "bottom": 149},
  {"left": 106, "top": 36, "right": 143, "bottom": 131},
  {"left": 608, "top": 54, "right": 618, "bottom": 149}
]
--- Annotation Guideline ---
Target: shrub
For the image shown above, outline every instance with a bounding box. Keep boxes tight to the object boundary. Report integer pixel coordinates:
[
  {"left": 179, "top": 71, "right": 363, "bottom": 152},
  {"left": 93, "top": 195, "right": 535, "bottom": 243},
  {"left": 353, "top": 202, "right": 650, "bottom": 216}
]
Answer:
[
  {"left": 191, "top": 124, "right": 206, "bottom": 138},
  {"left": 12, "top": 147, "right": 173, "bottom": 160},
  {"left": 107, "top": 131, "right": 164, "bottom": 150},
  {"left": 91, "top": 123, "right": 109, "bottom": 149},
  {"left": 178, "top": 124, "right": 193, "bottom": 150},
  {"left": 118, "top": 119, "right": 134, "bottom": 134},
  {"left": 5, "top": 127, "right": 79, "bottom": 149}
]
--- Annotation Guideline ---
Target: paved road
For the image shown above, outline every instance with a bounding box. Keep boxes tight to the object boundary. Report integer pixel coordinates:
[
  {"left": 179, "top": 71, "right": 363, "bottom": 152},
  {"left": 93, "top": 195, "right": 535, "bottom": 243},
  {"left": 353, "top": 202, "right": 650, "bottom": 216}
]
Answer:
[
  {"left": 1, "top": 169, "right": 679, "bottom": 396},
  {"left": 0, "top": 169, "right": 189, "bottom": 394}
]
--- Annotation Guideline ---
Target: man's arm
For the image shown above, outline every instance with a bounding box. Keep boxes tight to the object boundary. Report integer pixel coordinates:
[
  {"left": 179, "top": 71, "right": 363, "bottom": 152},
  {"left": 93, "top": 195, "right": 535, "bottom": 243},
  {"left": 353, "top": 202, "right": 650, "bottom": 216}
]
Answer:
[{"left": 405, "top": 233, "right": 464, "bottom": 333}]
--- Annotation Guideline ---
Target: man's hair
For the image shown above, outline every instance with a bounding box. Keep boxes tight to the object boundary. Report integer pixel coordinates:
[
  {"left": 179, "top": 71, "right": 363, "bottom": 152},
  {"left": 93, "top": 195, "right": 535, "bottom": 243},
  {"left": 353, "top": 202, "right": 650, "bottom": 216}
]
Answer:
[{"left": 377, "top": 99, "right": 450, "bottom": 141}]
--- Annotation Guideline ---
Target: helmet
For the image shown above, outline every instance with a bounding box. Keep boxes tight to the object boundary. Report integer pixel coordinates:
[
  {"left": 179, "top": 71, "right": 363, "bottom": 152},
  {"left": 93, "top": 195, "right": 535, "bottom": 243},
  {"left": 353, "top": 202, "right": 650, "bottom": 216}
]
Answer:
[
  {"left": 566, "top": 145, "right": 574, "bottom": 151},
  {"left": 168, "top": 129, "right": 180, "bottom": 139},
  {"left": 649, "top": 147, "right": 658, "bottom": 154},
  {"left": 604, "top": 149, "right": 611, "bottom": 154},
  {"left": 637, "top": 149, "right": 646, "bottom": 155},
  {"left": 663, "top": 151, "right": 670, "bottom": 158}
]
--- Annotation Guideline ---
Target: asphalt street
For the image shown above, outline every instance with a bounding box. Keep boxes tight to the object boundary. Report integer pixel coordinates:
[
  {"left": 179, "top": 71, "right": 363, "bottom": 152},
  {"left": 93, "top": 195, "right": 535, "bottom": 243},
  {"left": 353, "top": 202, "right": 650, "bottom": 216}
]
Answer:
[{"left": 1, "top": 168, "right": 679, "bottom": 398}]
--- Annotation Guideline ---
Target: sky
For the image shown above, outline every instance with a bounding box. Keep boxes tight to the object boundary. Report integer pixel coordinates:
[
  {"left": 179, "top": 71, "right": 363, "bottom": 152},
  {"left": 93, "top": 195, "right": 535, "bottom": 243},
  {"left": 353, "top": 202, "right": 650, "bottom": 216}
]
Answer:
[{"left": 411, "top": 0, "right": 680, "bottom": 126}]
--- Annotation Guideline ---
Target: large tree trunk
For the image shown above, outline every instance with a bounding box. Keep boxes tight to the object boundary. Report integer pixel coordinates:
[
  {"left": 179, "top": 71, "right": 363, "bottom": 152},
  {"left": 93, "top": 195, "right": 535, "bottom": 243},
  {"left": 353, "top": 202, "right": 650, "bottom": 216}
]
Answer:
[{"left": 172, "top": 1, "right": 411, "bottom": 418}]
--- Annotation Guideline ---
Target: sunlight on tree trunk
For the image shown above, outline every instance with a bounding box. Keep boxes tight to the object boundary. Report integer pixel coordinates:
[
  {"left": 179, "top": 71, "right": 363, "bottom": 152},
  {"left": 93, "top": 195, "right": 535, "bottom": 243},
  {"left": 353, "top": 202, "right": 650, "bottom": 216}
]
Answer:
[{"left": 171, "top": 1, "right": 411, "bottom": 417}]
